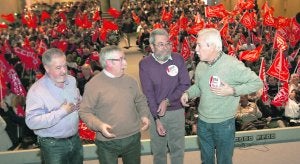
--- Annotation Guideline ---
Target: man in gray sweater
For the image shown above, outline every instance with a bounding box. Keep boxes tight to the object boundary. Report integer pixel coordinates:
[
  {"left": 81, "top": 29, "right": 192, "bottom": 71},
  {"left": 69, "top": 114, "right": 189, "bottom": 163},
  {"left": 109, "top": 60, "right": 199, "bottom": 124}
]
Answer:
[{"left": 79, "top": 45, "right": 150, "bottom": 164}]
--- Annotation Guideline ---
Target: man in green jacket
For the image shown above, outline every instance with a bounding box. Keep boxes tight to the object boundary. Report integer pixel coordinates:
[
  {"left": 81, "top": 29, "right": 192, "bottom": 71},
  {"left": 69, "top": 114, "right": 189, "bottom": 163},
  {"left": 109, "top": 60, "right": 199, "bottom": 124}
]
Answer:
[{"left": 181, "top": 28, "right": 263, "bottom": 164}]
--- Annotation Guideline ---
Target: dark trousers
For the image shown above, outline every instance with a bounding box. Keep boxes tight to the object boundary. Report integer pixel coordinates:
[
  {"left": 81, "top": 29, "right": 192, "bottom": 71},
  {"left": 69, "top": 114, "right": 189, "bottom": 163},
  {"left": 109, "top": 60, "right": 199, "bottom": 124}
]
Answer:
[
  {"left": 38, "top": 134, "right": 83, "bottom": 164},
  {"left": 95, "top": 132, "right": 141, "bottom": 164}
]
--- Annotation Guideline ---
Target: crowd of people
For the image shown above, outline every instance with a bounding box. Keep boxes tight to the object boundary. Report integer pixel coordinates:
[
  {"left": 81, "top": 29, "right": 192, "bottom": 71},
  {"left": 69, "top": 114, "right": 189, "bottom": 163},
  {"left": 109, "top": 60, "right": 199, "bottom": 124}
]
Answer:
[{"left": 0, "top": 0, "right": 299, "bottom": 163}]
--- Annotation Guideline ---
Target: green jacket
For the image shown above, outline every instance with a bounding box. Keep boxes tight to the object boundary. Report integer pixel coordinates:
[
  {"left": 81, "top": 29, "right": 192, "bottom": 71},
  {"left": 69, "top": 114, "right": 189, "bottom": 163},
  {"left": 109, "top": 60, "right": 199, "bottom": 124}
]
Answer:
[{"left": 186, "top": 54, "right": 263, "bottom": 123}]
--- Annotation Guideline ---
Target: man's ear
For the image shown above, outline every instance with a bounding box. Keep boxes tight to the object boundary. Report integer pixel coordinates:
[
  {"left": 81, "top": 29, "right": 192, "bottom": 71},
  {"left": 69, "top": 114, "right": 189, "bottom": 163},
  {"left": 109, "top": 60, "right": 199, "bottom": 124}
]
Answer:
[{"left": 150, "top": 44, "right": 155, "bottom": 52}]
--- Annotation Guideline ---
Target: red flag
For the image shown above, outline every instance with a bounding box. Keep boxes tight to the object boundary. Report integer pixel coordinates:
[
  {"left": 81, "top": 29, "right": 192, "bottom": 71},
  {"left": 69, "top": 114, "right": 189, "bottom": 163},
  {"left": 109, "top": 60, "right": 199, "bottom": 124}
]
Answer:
[
  {"left": 239, "top": 45, "right": 263, "bottom": 62},
  {"left": 0, "top": 55, "right": 26, "bottom": 96},
  {"left": 57, "top": 23, "right": 67, "bottom": 33},
  {"left": 267, "top": 51, "right": 290, "bottom": 82},
  {"left": 276, "top": 17, "right": 291, "bottom": 29},
  {"left": 271, "top": 82, "right": 289, "bottom": 107},
  {"left": 289, "top": 48, "right": 300, "bottom": 61},
  {"left": 261, "top": 1, "right": 271, "bottom": 14},
  {"left": 263, "top": 10, "right": 276, "bottom": 27},
  {"left": 131, "top": 11, "right": 140, "bottom": 24},
  {"left": 107, "top": 8, "right": 121, "bottom": 18},
  {"left": 91, "top": 30, "right": 99, "bottom": 42},
  {"left": 240, "top": 11, "right": 257, "bottom": 30},
  {"left": 290, "top": 17, "right": 300, "bottom": 47},
  {"left": 102, "top": 19, "right": 118, "bottom": 30},
  {"left": 78, "top": 120, "right": 96, "bottom": 141},
  {"left": 58, "top": 12, "right": 67, "bottom": 22},
  {"left": 0, "top": 72, "right": 7, "bottom": 100},
  {"left": 259, "top": 58, "right": 269, "bottom": 103},
  {"left": 1, "top": 40, "right": 12, "bottom": 54},
  {"left": 0, "top": 23, "right": 8, "bottom": 29},
  {"left": 153, "top": 23, "right": 163, "bottom": 29},
  {"left": 93, "top": 10, "right": 101, "bottom": 21},
  {"left": 187, "top": 22, "right": 204, "bottom": 35},
  {"left": 41, "top": 11, "right": 51, "bottom": 22},
  {"left": 37, "top": 40, "right": 48, "bottom": 56},
  {"left": 57, "top": 40, "right": 68, "bottom": 52},
  {"left": 1, "top": 14, "right": 15, "bottom": 23},
  {"left": 169, "top": 22, "right": 179, "bottom": 39},
  {"left": 273, "top": 31, "right": 288, "bottom": 51},
  {"left": 219, "top": 22, "right": 228, "bottom": 38},
  {"left": 205, "top": 4, "right": 229, "bottom": 18},
  {"left": 99, "top": 28, "right": 108, "bottom": 42},
  {"left": 13, "top": 47, "right": 41, "bottom": 70},
  {"left": 228, "top": 45, "right": 236, "bottom": 57},
  {"left": 81, "top": 13, "right": 92, "bottom": 28},
  {"left": 179, "top": 15, "right": 188, "bottom": 29},
  {"left": 75, "top": 13, "right": 82, "bottom": 27},
  {"left": 170, "top": 36, "right": 178, "bottom": 53},
  {"left": 181, "top": 38, "right": 191, "bottom": 61}
]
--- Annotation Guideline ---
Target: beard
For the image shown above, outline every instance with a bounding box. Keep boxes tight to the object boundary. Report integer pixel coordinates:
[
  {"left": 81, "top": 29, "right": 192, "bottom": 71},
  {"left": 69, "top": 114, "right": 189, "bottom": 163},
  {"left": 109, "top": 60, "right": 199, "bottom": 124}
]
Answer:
[{"left": 154, "top": 53, "right": 171, "bottom": 62}]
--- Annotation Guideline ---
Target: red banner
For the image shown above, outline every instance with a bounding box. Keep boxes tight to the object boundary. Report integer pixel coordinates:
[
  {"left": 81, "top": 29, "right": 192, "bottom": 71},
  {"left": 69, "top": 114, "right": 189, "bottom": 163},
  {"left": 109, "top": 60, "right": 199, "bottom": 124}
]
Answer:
[
  {"left": 239, "top": 45, "right": 263, "bottom": 62},
  {"left": 14, "top": 47, "right": 41, "bottom": 70},
  {"left": 259, "top": 58, "right": 269, "bottom": 103},
  {"left": 267, "top": 51, "right": 290, "bottom": 82},
  {"left": 271, "top": 82, "right": 289, "bottom": 107}
]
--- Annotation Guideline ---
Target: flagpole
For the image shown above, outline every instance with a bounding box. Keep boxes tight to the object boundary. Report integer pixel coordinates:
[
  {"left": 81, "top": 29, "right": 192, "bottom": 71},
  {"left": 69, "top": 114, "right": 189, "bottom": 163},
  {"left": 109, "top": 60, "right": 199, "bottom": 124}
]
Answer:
[{"left": 293, "top": 59, "right": 300, "bottom": 74}]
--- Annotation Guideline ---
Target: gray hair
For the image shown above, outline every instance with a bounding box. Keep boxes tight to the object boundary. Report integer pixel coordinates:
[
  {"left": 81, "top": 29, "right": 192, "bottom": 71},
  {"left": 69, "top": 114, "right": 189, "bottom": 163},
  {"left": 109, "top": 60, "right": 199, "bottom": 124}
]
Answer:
[
  {"left": 42, "top": 48, "right": 65, "bottom": 66},
  {"left": 197, "top": 28, "right": 223, "bottom": 52},
  {"left": 149, "top": 28, "right": 169, "bottom": 45},
  {"left": 99, "top": 45, "right": 122, "bottom": 68}
]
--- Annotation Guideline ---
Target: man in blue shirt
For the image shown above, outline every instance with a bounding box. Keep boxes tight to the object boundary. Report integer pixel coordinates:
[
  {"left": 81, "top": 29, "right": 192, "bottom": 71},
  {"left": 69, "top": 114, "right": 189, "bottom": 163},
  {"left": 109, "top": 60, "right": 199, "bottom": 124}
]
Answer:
[{"left": 26, "top": 48, "right": 83, "bottom": 164}]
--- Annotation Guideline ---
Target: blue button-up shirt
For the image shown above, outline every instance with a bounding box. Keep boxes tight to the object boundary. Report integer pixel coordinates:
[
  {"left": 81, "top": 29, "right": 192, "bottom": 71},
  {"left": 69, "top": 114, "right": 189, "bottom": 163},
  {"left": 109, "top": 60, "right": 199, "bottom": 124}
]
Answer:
[{"left": 25, "top": 74, "right": 80, "bottom": 138}]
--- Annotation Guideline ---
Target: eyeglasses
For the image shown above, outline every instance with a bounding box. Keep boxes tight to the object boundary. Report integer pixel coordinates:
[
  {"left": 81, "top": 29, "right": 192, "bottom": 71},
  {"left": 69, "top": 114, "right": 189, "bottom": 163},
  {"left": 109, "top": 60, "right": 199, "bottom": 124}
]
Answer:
[
  {"left": 153, "top": 42, "right": 172, "bottom": 48},
  {"left": 107, "top": 57, "right": 126, "bottom": 62}
]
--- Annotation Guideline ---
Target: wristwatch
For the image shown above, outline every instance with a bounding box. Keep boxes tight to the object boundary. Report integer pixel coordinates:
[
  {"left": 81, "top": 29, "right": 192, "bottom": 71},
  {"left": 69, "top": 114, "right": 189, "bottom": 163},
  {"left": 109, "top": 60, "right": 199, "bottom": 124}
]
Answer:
[{"left": 153, "top": 115, "right": 160, "bottom": 121}]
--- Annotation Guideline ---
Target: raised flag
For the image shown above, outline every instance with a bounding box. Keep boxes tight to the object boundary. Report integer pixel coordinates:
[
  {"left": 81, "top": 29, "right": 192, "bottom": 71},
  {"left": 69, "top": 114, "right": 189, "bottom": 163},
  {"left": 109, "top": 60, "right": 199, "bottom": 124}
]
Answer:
[
  {"left": 102, "top": 19, "right": 118, "bottom": 30},
  {"left": 0, "top": 55, "right": 26, "bottom": 96},
  {"left": 267, "top": 51, "right": 290, "bottom": 82},
  {"left": 93, "top": 10, "right": 101, "bottom": 21},
  {"left": 181, "top": 38, "right": 191, "bottom": 61},
  {"left": 240, "top": 11, "right": 257, "bottom": 30},
  {"left": 271, "top": 82, "right": 289, "bottom": 107},
  {"left": 259, "top": 58, "right": 269, "bottom": 103},
  {"left": 131, "top": 11, "right": 140, "bottom": 24},
  {"left": 289, "top": 48, "right": 300, "bottom": 61},
  {"left": 0, "top": 23, "right": 8, "bottom": 29},
  {"left": 205, "top": 4, "right": 229, "bottom": 18},
  {"left": 263, "top": 10, "right": 276, "bottom": 27},
  {"left": 37, "top": 40, "right": 48, "bottom": 56},
  {"left": 273, "top": 31, "right": 288, "bottom": 51},
  {"left": 13, "top": 47, "right": 41, "bottom": 70},
  {"left": 107, "top": 8, "right": 121, "bottom": 18},
  {"left": 219, "top": 22, "right": 228, "bottom": 38},
  {"left": 239, "top": 45, "right": 263, "bottom": 62},
  {"left": 1, "top": 14, "right": 15, "bottom": 23},
  {"left": 41, "top": 11, "right": 51, "bottom": 22}
]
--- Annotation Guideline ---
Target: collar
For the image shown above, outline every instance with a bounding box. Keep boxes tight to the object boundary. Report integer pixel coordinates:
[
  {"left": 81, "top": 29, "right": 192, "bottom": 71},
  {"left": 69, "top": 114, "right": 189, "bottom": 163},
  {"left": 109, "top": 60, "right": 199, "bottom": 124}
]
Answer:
[
  {"left": 205, "top": 51, "right": 223, "bottom": 67},
  {"left": 103, "top": 69, "right": 116, "bottom": 78},
  {"left": 45, "top": 73, "right": 69, "bottom": 88},
  {"left": 151, "top": 53, "right": 172, "bottom": 64}
]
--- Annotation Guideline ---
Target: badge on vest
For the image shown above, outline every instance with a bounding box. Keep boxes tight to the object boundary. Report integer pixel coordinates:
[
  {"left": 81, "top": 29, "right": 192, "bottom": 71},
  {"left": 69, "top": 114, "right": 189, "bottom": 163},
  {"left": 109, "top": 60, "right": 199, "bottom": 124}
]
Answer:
[{"left": 166, "top": 65, "right": 178, "bottom": 76}]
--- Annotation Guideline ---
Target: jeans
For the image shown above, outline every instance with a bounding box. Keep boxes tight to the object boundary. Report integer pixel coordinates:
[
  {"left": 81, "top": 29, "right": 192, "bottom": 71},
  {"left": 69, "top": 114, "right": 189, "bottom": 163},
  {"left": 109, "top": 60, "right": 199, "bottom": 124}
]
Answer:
[
  {"left": 38, "top": 134, "right": 83, "bottom": 164},
  {"left": 197, "top": 118, "right": 235, "bottom": 164},
  {"left": 95, "top": 132, "right": 141, "bottom": 164}
]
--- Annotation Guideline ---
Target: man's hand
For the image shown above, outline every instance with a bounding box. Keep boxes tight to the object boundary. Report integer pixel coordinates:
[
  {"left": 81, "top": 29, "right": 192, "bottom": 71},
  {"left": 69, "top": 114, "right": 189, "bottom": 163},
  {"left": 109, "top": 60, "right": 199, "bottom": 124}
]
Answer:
[
  {"left": 157, "top": 99, "right": 168, "bottom": 117},
  {"left": 141, "top": 117, "right": 150, "bottom": 131},
  {"left": 99, "top": 123, "right": 116, "bottom": 138},
  {"left": 181, "top": 92, "right": 189, "bottom": 107},
  {"left": 155, "top": 119, "right": 167, "bottom": 136},
  {"left": 61, "top": 100, "right": 77, "bottom": 114},
  {"left": 210, "top": 81, "right": 234, "bottom": 96}
]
